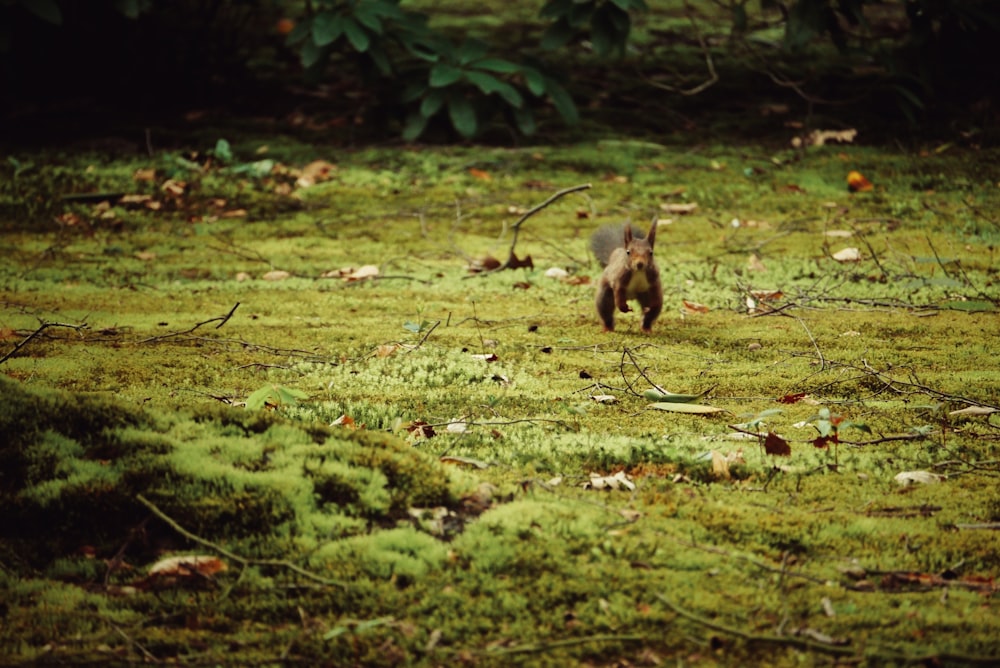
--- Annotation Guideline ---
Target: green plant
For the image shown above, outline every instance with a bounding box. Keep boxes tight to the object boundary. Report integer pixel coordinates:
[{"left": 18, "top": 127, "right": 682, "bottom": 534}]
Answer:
[
  {"left": 400, "top": 39, "right": 578, "bottom": 140},
  {"left": 540, "top": 0, "right": 648, "bottom": 58}
]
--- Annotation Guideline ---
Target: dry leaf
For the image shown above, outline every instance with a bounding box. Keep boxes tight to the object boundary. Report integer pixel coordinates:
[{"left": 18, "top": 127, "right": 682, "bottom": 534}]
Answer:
[
  {"left": 148, "top": 555, "right": 227, "bottom": 578},
  {"left": 468, "top": 255, "right": 502, "bottom": 273},
  {"left": 345, "top": 264, "right": 379, "bottom": 281},
  {"left": 134, "top": 251, "right": 156, "bottom": 261},
  {"left": 545, "top": 267, "right": 569, "bottom": 279},
  {"left": 584, "top": 471, "right": 635, "bottom": 491},
  {"left": 847, "top": 170, "right": 873, "bottom": 192},
  {"left": 949, "top": 406, "right": 998, "bottom": 416},
  {"left": 161, "top": 179, "right": 186, "bottom": 197},
  {"left": 895, "top": 471, "right": 945, "bottom": 486},
  {"left": 468, "top": 168, "right": 492, "bottom": 181},
  {"left": 660, "top": 202, "right": 698, "bottom": 214},
  {"left": 832, "top": 247, "right": 862, "bottom": 262},
  {"left": 330, "top": 414, "right": 356, "bottom": 428},
  {"left": 133, "top": 168, "right": 156, "bottom": 182},
  {"left": 764, "top": 432, "right": 792, "bottom": 456},
  {"left": 262, "top": 270, "right": 291, "bottom": 281},
  {"left": 825, "top": 230, "right": 853, "bottom": 238},
  {"left": 376, "top": 343, "right": 399, "bottom": 358},
  {"left": 682, "top": 300, "right": 710, "bottom": 314},
  {"left": 295, "top": 160, "right": 336, "bottom": 188},
  {"left": 711, "top": 450, "right": 730, "bottom": 479},
  {"left": 446, "top": 421, "right": 468, "bottom": 433},
  {"left": 804, "top": 129, "right": 858, "bottom": 147},
  {"left": 221, "top": 209, "right": 247, "bottom": 218},
  {"left": 591, "top": 394, "right": 617, "bottom": 404},
  {"left": 470, "top": 353, "right": 498, "bottom": 362},
  {"left": 747, "top": 254, "right": 767, "bottom": 272}
]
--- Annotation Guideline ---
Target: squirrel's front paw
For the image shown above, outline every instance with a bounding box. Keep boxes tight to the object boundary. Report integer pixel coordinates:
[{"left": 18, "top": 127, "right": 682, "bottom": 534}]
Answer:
[{"left": 617, "top": 304, "right": 632, "bottom": 314}]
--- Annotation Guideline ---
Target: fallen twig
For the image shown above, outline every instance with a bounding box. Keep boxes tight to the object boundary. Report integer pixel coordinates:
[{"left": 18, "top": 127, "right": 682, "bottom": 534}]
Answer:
[
  {"left": 0, "top": 321, "right": 88, "bottom": 365},
  {"left": 136, "top": 494, "right": 346, "bottom": 589},
  {"left": 136, "top": 303, "right": 240, "bottom": 343},
  {"left": 470, "top": 183, "right": 592, "bottom": 276}
]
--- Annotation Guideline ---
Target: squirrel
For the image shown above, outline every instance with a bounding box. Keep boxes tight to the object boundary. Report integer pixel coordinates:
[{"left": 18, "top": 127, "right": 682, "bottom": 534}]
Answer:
[{"left": 591, "top": 219, "right": 663, "bottom": 333}]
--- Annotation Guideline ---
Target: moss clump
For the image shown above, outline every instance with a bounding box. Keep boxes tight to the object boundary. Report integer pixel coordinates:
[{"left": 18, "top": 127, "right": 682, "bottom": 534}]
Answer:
[{"left": 0, "top": 375, "right": 474, "bottom": 567}]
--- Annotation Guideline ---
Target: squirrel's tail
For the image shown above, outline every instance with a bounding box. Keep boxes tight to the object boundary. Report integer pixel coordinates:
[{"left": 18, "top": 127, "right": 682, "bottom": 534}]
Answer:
[{"left": 590, "top": 223, "right": 647, "bottom": 266}]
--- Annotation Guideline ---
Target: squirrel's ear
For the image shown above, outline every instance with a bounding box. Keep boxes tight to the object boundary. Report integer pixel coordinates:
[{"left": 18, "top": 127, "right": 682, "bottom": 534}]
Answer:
[
  {"left": 646, "top": 218, "right": 657, "bottom": 248},
  {"left": 623, "top": 223, "right": 633, "bottom": 243}
]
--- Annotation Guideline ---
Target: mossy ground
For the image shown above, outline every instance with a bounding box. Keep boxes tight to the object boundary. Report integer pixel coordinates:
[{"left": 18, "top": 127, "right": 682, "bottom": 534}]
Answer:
[{"left": 3, "top": 2, "right": 1000, "bottom": 661}]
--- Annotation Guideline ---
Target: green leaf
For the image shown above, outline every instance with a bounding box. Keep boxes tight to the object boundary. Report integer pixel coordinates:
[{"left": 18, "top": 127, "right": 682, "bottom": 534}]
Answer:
[
  {"left": 649, "top": 402, "right": 726, "bottom": 414},
  {"left": 448, "top": 95, "right": 477, "bottom": 138},
  {"left": 939, "top": 300, "right": 996, "bottom": 312},
  {"left": 541, "top": 17, "right": 574, "bottom": 50},
  {"left": 312, "top": 12, "right": 344, "bottom": 47},
  {"left": 402, "top": 111, "right": 429, "bottom": 142},
  {"left": 114, "top": 0, "right": 152, "bottom": 19},
  {"left": 300, "top": 39, "right": 323, "bottom": 68},
  {"left": 513, "top": 107, "right": 537, "bottom": 136},
  {"left": 470, "top": 58, "right": 521, "bottom": 74},
  {"left": 429, "top": 63, "right": 463, "bottom": 87},
  {"left": 213, "top": 138, "right": 233, "bottom": 164},
  {"left": 353, "top": 3, "right": 384, "bottom": 33},
  {"left": 229, "top": 159, "right": 275, "bottom": 178},
  {"left": 18, "top": 0, "right": 62, "bottom": 24},
  {"left": 401, "top": 81, "right": 429, "bottom": 103},
  {"left": 643, "top": 388, "right": 711, "bottom": 403},
  {"left": 465, "top": 70, "right": 523, "bottom": 108},
  {"left": 539, "top": 0, "right": 574, "bottom": 20},
  {"left": 522, "top": 67, "right": 546, "bottom": 96},
  {"left": 458, "top": 38, "right": 489, "bottom": 65},
  {"left": 419, "top": 89, "right": 447, "bottom": 118},
  {"left": 342, "top": 17, "right": 371, "bottom": 52},
  {"left": 590, "top": 12, "right": 616, "bottom": 57},
  {"left": 543, "top": 78, "right": 579, "bottom": 124},
  {"left": 285, "top": 20, "right": 311, "bottom": 46},
  {"left": 367, "top": 43, "right": 392, "bottom": 76},
  {"left": 732, "top": 3, "right": 748, "bottom": 33}
]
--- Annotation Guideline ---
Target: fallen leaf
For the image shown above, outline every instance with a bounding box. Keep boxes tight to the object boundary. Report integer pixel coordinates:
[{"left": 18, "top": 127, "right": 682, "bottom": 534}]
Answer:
[
  {"left": 832, "top": 247, "right": 862, "bottom": 262},
  {"left": 948, "top": 406, "right": 998, "bottom": 416},
  {"left": 470, "top": 353, "right": 498, "bottom": 362},
  {"left": 545, "top": 267, "right": 569, "bottom": 279},
  {"left": 262, "top": 270, "right": 291, "bottom": 281},
  {"left": 764, "top": 432, "right": 792, "bottom": 456},
  {"left": 133, "top": 168, "right": 156, "bottom": 182},
  {"left": 825, "top": 230, "right": 853, "bottom": 238},
  {"left": 747, "top": 254, "right": 767, "bottom": 272},
  {"left": 584, "top": 470, "right": 635, "bottom": 491},
  {"left": 649, "top": 402, "right": 725, "bottom": 414},
  {"left": 682, "top": 300, "right": 709, "bottom": 314},
  {"left": 148, "top": 555, "right": 227, "bottom": 578},
  {"left": 468, "top": 168, "right": 492, "bottom": 181},
  {"left": 711, "top": 450, "right": 731, "bottom": 479},
  {"left": 330, "top": 414, "right": 356, "bottom": 428},
  {"left": 895, "top": 471, "right": 945, "bottom": 485},
  {"left": 591, "top": 394, "right": 617, "bottom": 404},
  {"left": 295, "top": 160, "right": 336, "bottom": 188},
  {"left": 345, "top": 264, "right": 379, "bottom": 281},
  {"left": 161, "top": 179, "right": 186, "bottom": 197},
  {"left": 660, "top": 202, "right": 698, "bottom": 214},
  {"left": 847, "top": 170, "right": 873, "bottom": 192}
]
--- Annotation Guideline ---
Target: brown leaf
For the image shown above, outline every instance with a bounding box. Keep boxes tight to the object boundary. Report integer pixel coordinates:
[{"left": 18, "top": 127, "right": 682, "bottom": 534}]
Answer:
[
  {"left": 813, "top": 435, "right": 837, "bottom": 450},
  {"left": 682, "top": 300, "right": 709, "bottom": 314},
  {"left": 764, "top": 432, "right": 792, "bottom": 456},
  {"left": 468, "top": 168, "right": 492, "bottom": 181},
  {"left": 777, "top": 392, "right": 807, "bottom": 404},
  {"left": 148, "top": 555, "right": 227, "bottom": 578}
]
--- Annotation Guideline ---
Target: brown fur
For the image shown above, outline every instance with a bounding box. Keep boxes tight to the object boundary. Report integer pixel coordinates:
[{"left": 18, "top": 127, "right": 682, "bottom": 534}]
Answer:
[{"left": 592, "top": 220, "right": 663, "bottom": 333}]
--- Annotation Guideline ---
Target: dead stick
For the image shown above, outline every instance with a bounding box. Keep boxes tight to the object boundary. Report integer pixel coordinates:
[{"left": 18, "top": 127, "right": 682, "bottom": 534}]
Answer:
[
  {"left": 0, "top": 322, "right": 87, "bottom": 365},
  {"left": 473, "top": 183, "right": 592, "bottom": 276},
  {"left": 136, "top": 494, "right": 346, "bottom": 588}
]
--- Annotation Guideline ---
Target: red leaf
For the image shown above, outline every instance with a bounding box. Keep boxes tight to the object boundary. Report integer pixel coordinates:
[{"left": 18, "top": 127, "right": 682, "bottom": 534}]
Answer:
[
  {"left": 813, "top": 435, "right": 837, "bottom": 449},
  {"left": 764, "top": 432, "right": 792, "bottom": 456},
  {"left": 777, "top": 392, "right": 807, "bottom": 404}
]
